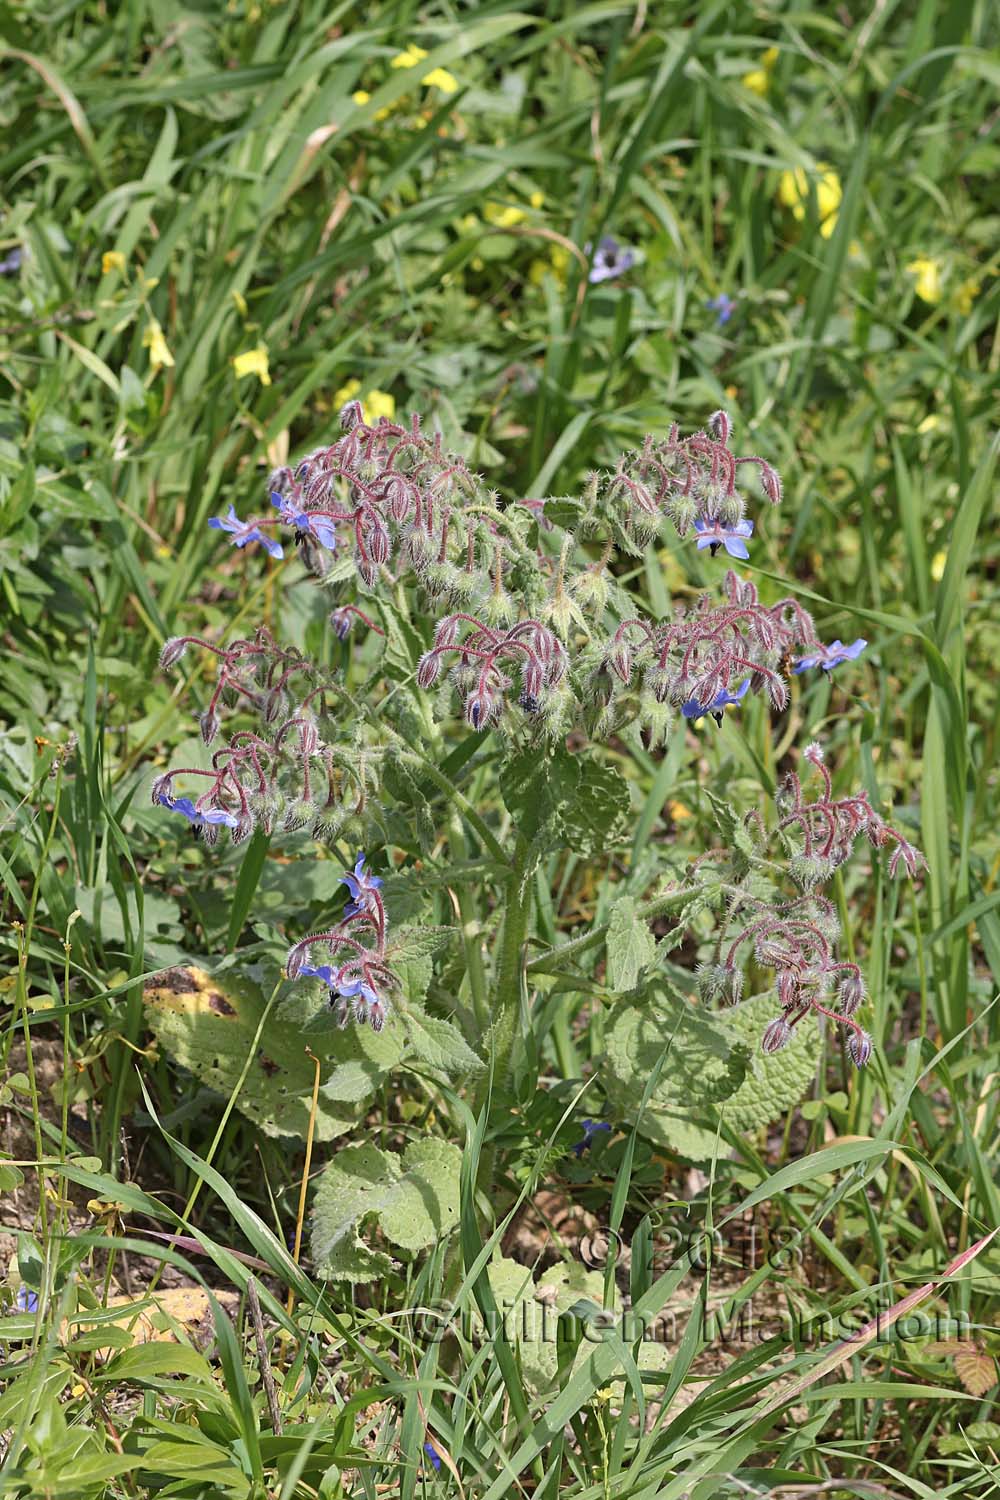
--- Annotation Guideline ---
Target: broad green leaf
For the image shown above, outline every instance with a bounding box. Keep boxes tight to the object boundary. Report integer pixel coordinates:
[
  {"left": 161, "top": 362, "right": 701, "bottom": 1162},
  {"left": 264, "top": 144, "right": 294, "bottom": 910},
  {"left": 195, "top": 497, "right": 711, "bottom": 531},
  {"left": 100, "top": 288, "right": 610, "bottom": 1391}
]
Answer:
[
  {"left": 145, "top": 964, "right": 404, "bottom": 1141},
  {"left": 605, "top": 896, "right": 657, "bottom": 993},
  {"left": 311, "top": 1138, "right": 462, "bottom": 1281},
  {"left": 402, "top": 1008, "right": 484, "bottom": 1075}
]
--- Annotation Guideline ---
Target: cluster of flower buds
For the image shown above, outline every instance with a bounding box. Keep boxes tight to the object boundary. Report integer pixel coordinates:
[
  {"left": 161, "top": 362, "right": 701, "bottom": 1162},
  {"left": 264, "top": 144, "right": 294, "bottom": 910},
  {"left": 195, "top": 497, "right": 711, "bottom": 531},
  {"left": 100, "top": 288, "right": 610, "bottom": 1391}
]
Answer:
[
  {"left": 286, "top": 853, "right": 399, "bottom": 1031},
  {"left": 417, "top": 613, "right": 570, "bottom": 730},
  {"left": 590, "top": 570, "right": 819, "bottom": 743},
  {"left": 155, "top": 629, "right": 374, "bottom": 844},
  {"left": 580, "top": 409, "right": 781, "bottom": 556},
  {"left": 697, "top": 743, "right": 924, "bottom": 1068}
]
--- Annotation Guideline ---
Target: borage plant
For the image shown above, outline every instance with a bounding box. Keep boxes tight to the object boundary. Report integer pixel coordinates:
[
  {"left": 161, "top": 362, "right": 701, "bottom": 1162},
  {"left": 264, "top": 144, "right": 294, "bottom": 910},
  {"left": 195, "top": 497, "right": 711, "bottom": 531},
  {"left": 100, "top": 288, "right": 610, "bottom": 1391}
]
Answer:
[{"left": 150, "top": 401, "right": 923, "bottom": 1274}]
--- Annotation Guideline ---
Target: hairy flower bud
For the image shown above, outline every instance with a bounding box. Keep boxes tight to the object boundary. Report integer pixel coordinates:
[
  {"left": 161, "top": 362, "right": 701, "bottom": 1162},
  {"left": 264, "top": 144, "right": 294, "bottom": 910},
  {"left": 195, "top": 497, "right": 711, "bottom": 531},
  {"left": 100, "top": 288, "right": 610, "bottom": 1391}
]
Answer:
[
  {"left": 761, "top": 1016, "right": 792, "bottom": 1054},
  {"left": 231, "top": 812, "right": 256, "bottom": 846},
  {"left": 847, "top": 1029, "right": 874, "bottom": 1068},
  {"left": 417, "top": 651, "right": 443, "bottom": 689},
  {"left": 198, "top": 709, "right": 220, "bottom": 746},
  {"left": 759, "top": 463, "right": 782, "bottom": 505},
  {"left": 838, "top": 972, "right": 865, "bottom": 1016},
  {"left": 159, "top": 637, "right": 188, "bottom": 671},
  {"left": 151, "top": 773, "right": 172, "bottom": 805},
  {"left": 708, "top": 409, "right": 731, "bottom": 445}
]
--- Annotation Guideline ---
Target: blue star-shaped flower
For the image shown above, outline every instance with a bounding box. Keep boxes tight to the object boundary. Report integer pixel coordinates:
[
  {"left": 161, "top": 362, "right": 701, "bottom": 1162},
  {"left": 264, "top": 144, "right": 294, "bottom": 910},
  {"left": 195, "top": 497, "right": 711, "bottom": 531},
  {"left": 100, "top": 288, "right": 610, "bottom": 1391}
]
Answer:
[
  {"left": 707, "top": 292, "right": 736, "bottom": 326},
  {"left": 208, "top": 504, "right": 284, "bottom": 559},
  {"left": 423, "top": 1443, "right": 442, "bottom": 1473},
  {"left": 588, "top": 236, "right": 637, "bottom": 284},
  {"left": 298, "top": 962, "right": 336, "bottom": 987},
  {"left": 336, "top": 975, "right": 381, "bottom": 1006},
  {"left": 270, "top": 492, "right": 338, "bottom": 550},
  {"left": 693, "top": 517, "right": 754, "bottom": 560},
  {"left": 792, "top": 638, "right": 867, "bottom": 674},
  {"left": 15, "top": 1286, "right": 38, "bottom": 1313},
  {"left": 681, "top": 679, "right": 750, "bottom": 722},
  {"left": 155, "top": 791, "right": 239, "bottom": 829},
  {"left": 572, "top": 1119, "right": 612, "bottom": 1157},
  {"left": 340, "top": 853, "right": 384, "bottom": 917}
]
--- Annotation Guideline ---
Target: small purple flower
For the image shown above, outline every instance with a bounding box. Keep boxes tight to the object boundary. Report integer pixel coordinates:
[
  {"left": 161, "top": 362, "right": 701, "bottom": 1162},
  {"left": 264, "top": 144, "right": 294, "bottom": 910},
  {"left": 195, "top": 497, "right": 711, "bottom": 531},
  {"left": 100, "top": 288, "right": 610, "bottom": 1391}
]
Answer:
[
  {"left": 208, "top": 504, "right": 284, "bottom": 560},
  {"left": 156, "top": 791, "right": 239, "bottom": 829},
  {"left": 588, "top": 236, "right": 636, "bottom": 285},
  {"left": 0, "top": 248, "right": 23, "bottom": 277},
  {"left": 572, "top": 1118, "right": 612, "bottom": 1157},
  {"left": 792, "top": 638, "right": 866, "bottom": 674},
  {"left": 423, "top": 1443, "right": 442, "bottom": 1473},
  {"left": 341, "top": 852, "right": 383, "bottom": 917},
  {"left": 707, "top": 292, "right": 736, "bottom": 326},
  {"left": 271, "top": 492, "right": 338, "bottom": 550},
  {"left": 15, "top": 1286, "right": 39, "bottom": 1312},
  {"left": 693, "top": 517, "right": 754, "bottom": 560},
  {"left": 681, "top": 679, "right": 750, "bottom": 722}
]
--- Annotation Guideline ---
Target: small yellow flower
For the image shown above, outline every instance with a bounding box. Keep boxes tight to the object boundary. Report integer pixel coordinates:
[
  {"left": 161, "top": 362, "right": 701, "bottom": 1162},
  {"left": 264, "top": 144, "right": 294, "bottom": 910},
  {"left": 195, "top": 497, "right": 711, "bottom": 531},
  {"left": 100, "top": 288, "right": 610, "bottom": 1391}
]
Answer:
[
  {"left": 779, "top": 164, "right": 842, "bottom": 238},
  {"left": 484, "top": 202, "right": 526, "bottom": 228},
  {"left": 529, "top": 190, "right": 544, "bottom": 209},
  {"left": 906, "top": 257, "right": 943, "bottom": 305},
  {"left": 231, "top": 288, "right": 248, "bottom": 318},
  {"left": 142, "top": 319, "right": 174, "bottom": 371},
  {"left": 529, "top": 244, "right": 570, "bottom": 287},
  {"left": 232, "top": 346, "right": 271, "bottom": 385},
  {"left": 352, "top": 89, "right": 371, "bottom": 105},
  {"left": 954, "top": 277, "right": 979, "bottom": 316},
  {"left": 422, "top": 66, "right": 458, "bottom": 93},
  {"left": 459, "top": 213, "right": 479, "bottom": 235},
  {"left": 333, "top": 377, "right": 362, "bottom": 409},
  {"left": 742, "top": 45, "right": 778, "bottom": 95},
  {"left": 102, "top": 251, "right": 126, "bottom": 275},
  {"left": 917, "top": 414, "right": 941, "bottom": 434},
  {"left": 931, "top": 551, "right": 947, "bottom": 582},
  {"left": 391, "top": 44, "right": 428, "bottom": 70},
  {"left": 364, "top": 389, "right": 395, "bottom": 421}
]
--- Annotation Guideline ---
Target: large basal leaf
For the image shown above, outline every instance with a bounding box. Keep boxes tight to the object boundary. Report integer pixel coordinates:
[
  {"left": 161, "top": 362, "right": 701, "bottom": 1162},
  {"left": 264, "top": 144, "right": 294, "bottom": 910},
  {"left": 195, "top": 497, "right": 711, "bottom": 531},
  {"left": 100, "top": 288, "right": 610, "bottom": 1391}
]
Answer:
[
  {"left": 144, "top": 964, "right": 404, "bottom": 1141},
  {"left": 311, "top": 1138, "right": 462, "bottom": 1281},
  {"left": 500, "top": 747, "right": 630, "bottom": 853},
  {"left": 602, "top": 991, "right": 820, "bottom": 1159}
]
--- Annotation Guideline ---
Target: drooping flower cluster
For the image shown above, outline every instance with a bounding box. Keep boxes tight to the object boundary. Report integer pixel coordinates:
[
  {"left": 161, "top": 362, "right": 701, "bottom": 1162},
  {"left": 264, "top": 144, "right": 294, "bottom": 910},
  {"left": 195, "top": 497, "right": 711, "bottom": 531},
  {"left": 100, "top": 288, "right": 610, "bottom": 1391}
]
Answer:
[
  {"left": 417, "top": 614, "right": 569, "bottom": 730},
  {"left": 696, "top": 743, "right": 924, "bottom": 1068},
  {"left": 286, "top": 854, "right": 399, "bottom": 1032},
  {"left": 154, "top": 629, "right": 373, "bottom": 844}
]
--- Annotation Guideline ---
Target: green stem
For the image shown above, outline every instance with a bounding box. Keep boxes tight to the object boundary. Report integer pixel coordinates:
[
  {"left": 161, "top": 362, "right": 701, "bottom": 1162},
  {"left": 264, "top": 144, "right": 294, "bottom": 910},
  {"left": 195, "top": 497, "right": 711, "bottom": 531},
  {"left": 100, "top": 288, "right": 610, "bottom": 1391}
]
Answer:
[
  {"left": 525, "top": 885, "right": 692, "bottom": 976},
  {"left": 478, "top": 850, "right": 533, "bottom": 1112}
]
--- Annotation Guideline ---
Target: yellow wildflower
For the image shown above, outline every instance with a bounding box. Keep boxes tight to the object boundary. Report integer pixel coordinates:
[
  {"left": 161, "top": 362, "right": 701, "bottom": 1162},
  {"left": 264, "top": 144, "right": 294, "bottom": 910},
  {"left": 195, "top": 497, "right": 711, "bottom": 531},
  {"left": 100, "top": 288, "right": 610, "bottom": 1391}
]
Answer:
[
  {"left": 742, "top": 44, "right": 778, "bottom": 95},
  {"left": 778, "top": 163, "right": 842, "bottom": 238},
  {"left": 231, "top": 288, "right": 248, "bottom": 318},
  {"left": 529, "top": 244, "right": 570, "bottom": 286},
  {"left": 917, "top": 414, "right": 941, "bottom": 434},
  {"left": 232, "top": 346, "right": 271, "bottom": 385},
  {"left": 484, "top": 202, "right": 526, "bottom": 228},
  {"left": 364, "top": 389, "right": 395, "bottom": 421},
  {"left": 906, "top": 257, "right": 943, "bottom": 305},
  {"left": 529, "top": 190, "right": 544, "bottom": 209},
  {"left": 142, "top": 319, "right": 174, "bottom": 371},
  {"left": 331, "top": 380, "right": 394, "bottom": 421},
  {"left": 930, "top": 550, "right": 947, "bottom": 582},
  {"left": 391, "top": 44, "right": 428, "bottom": 69},
  {"left": 102, "top": 251, "right": 126, "bottom": 275},
  {"left": 954, "top": 277, "right": 980, "bottom": 316},
  {"left": 333, "top": 378, "right": 361, "bottom": 409},
  {"left": 422, "top": 66, "right": 458, "bottom": 93},
  {"left": 352, "top": 89, "right": 371, "bottom": 105}
]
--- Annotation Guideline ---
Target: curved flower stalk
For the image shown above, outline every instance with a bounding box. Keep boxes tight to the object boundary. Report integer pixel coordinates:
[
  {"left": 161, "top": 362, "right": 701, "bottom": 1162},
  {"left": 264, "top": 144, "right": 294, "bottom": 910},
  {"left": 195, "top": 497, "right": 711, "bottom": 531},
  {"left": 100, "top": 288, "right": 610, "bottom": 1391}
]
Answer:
[
  {"left": 696, "top": 743, "right": 924, "bottom": 1068},
  {"left": 286, "top": 853, "right": 400, "bottom": 1032}
]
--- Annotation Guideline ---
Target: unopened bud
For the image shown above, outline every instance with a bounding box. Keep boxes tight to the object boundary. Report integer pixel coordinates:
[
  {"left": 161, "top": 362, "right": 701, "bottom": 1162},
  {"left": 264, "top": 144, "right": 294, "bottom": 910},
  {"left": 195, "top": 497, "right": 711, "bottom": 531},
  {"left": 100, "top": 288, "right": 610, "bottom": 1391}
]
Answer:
[
  {"left": 708, "top": 409, "right": 731, "bottom": 445},
  {"left": 339, "top": 399, "right": 364, "bottom": 432},
  {"left": 417, "top": 651, "right": 443, "bottom": 689},
  {"left": 231, "top": 812, "right": 256, "bottom": 846},
  {"left": 838, "top": 972, "right": 865, "bottom": 1016},
  {"left": 151, "top": 773, "right": 172, "bottom": 806},
  {"left": 159, "top": 637, "right": 188, "bottom": 670},
  {"left": 759, "top": 463, "right": 782, "bottom": 504},
  {"left": 286, "top": 946, "right": 307, "bottom": 979},
  {"left": 761, "top": 1016, "right": 792, "bottom": 1054},
  {"left": 198, "top": 709, "right": 220, "bottom": 746},
  {"left": 847, "top": 1029, "right": 874, "bottom": 1068}
]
